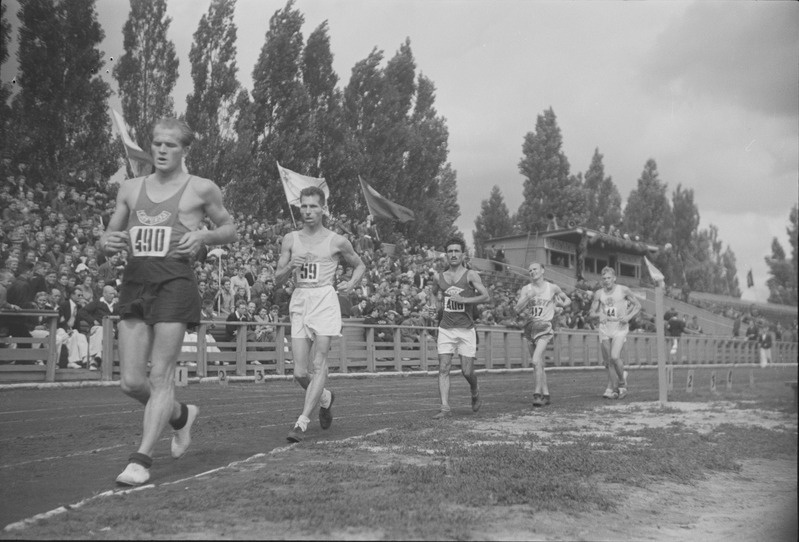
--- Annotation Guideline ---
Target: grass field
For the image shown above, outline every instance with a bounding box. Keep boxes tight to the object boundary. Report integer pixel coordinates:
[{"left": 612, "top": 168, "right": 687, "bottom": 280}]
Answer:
[{"left": 1, "top": 365, "right": 796, "bottom": 540}]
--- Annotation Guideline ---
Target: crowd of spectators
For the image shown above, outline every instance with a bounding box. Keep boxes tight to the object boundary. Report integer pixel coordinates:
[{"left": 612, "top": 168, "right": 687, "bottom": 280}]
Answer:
[{"left": 1, "top": 164, "right": 796, "bottom": 369}]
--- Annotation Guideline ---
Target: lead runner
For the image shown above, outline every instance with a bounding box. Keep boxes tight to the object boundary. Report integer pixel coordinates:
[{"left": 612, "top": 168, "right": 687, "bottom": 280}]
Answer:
[{"left": 102, "top": 118, "right": 237, "bottom": 485}]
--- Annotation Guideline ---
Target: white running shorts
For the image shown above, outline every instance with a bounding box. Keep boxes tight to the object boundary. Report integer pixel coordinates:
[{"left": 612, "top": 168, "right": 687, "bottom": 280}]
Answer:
[
  {"left": 437, "top": 327, "right": 477, "bottom": 358},
  {"left": 289, "top": 286, "right": 342, "bottom": 339}
]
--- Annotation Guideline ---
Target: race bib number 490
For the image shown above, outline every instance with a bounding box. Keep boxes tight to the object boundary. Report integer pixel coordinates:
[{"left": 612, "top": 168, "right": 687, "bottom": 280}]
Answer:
[{"left": 130, "top": 226, "right": 171, "bottom": 257}]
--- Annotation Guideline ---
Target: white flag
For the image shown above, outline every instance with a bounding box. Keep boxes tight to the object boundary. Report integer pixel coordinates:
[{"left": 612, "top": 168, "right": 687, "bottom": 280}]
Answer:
[
  {"left": 644, "top": 256, "right": 665, "bottom": 286},
  {"left": 109, "top": 108, "right": 153, "bottom": 177},
  {"left": 277, "top": 162, "right": 329, "bottom": 207}
]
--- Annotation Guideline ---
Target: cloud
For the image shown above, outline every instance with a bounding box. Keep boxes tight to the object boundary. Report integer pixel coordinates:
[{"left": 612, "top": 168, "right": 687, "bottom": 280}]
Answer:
[{"left": 642, "top": 2, "right": 799, "bottom": 119}]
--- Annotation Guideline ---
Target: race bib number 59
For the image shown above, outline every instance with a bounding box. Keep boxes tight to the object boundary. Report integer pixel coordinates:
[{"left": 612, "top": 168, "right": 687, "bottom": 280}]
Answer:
[
  {"left": 130, "top": 226, "right": 171, "bottom": 257},
  {"left": 298, "top": 262, "right": 319, "bottom": 284}
]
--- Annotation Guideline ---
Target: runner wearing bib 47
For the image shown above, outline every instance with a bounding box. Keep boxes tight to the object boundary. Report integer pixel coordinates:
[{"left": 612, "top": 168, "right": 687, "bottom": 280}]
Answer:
[{"left": 514, "top": 262, "right": 570, "bottom": 408}]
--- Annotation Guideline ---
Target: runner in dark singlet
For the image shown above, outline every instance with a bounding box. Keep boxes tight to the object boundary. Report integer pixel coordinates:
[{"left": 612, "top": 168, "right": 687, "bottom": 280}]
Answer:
[
  {"left": 432, "top": 238, "right": 490, "bottom": 419},
  {"left": 102, "top": 118, "right": 237, "bottom": 486}
]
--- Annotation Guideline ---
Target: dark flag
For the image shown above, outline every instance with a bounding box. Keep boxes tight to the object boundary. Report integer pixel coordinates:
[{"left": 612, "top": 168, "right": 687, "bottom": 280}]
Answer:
[
  {"left": 746, "top": 269, "right": 754, "bottom": 289},
  {"left": 358, "top": 176, "right": 415, "bottom": 223}
]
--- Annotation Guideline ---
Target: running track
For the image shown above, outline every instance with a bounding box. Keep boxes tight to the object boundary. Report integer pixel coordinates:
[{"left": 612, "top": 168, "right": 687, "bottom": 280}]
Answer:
[{"left": 0, "top": 366, "right": 766, "bottom": 528}]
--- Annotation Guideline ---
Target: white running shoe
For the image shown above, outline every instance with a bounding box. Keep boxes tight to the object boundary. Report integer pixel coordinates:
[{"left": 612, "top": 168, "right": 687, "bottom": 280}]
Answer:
[
  {"left": 171, "top": 405, "right": 199, "bottom": 459},
  {"left": 616, "top": 387, "right": 628, "bottom": 400},
  {"left": 115, "top": 463, "right": 150, "bottom": 486},
  {"left": 602, "top": 388, "right": 615, "bottom": 399}
]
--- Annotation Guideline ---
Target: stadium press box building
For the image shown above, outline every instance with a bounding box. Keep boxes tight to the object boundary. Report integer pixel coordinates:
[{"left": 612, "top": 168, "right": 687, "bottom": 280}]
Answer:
[{"left": 486, "top": 224, "right": 661, "bottom": 290}]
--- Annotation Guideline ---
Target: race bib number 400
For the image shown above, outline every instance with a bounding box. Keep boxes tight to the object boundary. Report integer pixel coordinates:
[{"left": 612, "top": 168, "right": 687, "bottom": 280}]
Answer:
[
  {"left": 130, "top": 226, "right": 172, "bottom": 257},
  {"left": 444, "top": 286, "right": 465, "bottom": 312}
]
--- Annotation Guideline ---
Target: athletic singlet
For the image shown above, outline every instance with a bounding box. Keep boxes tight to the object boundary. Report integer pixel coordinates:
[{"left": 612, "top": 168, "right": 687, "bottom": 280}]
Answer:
[
  {"left": 520, "top": 281, "right": 556, "bottom": 323},
  {"left": 292, "top": 230, "right": 337, "bottom": 288},
  {"left": 437, "top": 269, "right": 476, "bottom": 330},
  {"left": 126, "top": 176, "right": 193, "bottom": 260},
  {"left": 597, "top": 285, "right": 627, "bottom": 323}
]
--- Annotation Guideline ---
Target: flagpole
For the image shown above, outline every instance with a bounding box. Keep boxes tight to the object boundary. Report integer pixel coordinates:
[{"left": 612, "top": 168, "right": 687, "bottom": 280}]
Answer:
[{"left": 288, "top": 204, "right": 297, "bottom": 229}]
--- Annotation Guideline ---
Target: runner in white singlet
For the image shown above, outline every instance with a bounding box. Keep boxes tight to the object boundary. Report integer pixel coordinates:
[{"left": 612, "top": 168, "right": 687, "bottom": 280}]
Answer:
[{"left": 589, "top": 267, "right": 641, "bottom": 400}]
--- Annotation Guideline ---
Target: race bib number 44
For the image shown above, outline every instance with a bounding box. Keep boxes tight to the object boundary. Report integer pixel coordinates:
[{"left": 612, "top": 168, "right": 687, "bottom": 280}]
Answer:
[{"left": 130, "top": 226, "right": 172, "bottom": 257}]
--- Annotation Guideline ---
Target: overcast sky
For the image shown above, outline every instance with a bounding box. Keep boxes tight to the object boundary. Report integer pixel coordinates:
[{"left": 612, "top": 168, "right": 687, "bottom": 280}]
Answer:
[{"left": 4, "top": 0, "right": 798, "bottom": 303}]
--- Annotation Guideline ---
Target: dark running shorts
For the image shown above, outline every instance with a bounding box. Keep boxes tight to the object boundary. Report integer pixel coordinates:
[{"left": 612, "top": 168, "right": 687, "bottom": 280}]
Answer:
[
  {"left": 118, "top": 258, "right": 201, "bottom": 326},
  {"left": 523, "top": 320, "right": 554, "bottom": 345}
]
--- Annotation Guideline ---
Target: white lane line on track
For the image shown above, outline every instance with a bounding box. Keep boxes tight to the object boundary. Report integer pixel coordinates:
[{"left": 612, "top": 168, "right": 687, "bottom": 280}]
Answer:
[
  {"left": 2, "top": 445, "right": 297, "bottom": 533},
  {"left": 0, "top": 444, "right": 127, "bottom": 470}
]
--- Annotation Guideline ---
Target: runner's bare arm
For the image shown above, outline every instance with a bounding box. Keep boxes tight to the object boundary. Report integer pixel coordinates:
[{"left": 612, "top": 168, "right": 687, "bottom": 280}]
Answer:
[
  {"left": 176, "top": 179, "right": 237, "bottom": 256},
  {"left": 335, "top": 236, "right": 366, "bottom": 294},
  {"left": 553, "top": 286, "right": 571, "bottom": 309},
  {"left": 589, "top": 291, "right": 604, "bottom": 322},
  {"left": 274, "top": 233, "right": 302, "bottom": 285},
  {"left": 622, "top": 286, "right": 642, "bottom": 323},
  {"left": 100, "top": 179, "right": 135, "bottom": 255},
  {"left": 449, "top": 270, "right": 489, "bottom": 304},
  {"left": 513, "top": 286, "right": 531, "bottom": 314}
]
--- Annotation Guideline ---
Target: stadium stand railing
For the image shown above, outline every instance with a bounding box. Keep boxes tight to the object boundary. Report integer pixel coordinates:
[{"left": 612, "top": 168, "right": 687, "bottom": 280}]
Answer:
[{"left": 1, "top": 316, "right": 796, "bottom": 384}]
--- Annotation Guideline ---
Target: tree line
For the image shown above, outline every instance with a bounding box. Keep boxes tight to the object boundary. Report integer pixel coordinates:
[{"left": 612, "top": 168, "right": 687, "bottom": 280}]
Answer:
[
  {"left": 2, "top": 0, "right": 459, "bottom": 247},
  {"left": 2, "top": 0, "right": 795, "bottom": 304}
]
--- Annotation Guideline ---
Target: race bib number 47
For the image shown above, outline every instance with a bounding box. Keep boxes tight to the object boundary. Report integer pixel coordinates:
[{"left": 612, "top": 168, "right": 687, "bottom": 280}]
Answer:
[{"left": 130, "top": 226, "right": 172, "bottom": 257}]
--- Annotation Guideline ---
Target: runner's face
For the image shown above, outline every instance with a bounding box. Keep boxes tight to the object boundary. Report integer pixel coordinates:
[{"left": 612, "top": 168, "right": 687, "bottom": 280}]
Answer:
[
  {"left": 446, "top": 244, "right": 464, "bottom": 267},
  {"left": 151, "top": 127, "right": 185, "bottom": 173},
  {"left": 602, "top": 271, "right": 616, "bottom": 289},
  {"left": 528, "top": 263, "right": 544, "bottom": 280},
  {"left": 299, "top": 195, "right": 324, "bottom": 226}
]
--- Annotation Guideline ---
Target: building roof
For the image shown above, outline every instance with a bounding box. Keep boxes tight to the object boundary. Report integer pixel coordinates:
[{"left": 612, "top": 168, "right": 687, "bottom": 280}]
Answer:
[{"left": 489, "top": 226, "right": 660, "bottom": 256}]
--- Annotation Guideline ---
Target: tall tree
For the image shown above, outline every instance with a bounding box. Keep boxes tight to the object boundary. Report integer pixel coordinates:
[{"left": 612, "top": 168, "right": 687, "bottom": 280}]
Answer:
[
  {"left": 765, "top": 207, "right": 798, "bottom": 305},
  {"left": 302, "top": 21, "right": 352, "bottom": 215},
  {"left": 623, "top": 159, "right": 674, "bottom": 246},
  {"left": 583, "top": 148, "right": 622, "bottom": 230},
  {"left": 788, "top": 204, "right": 798, "bottom": 279},
  {"left": 113, "top": 0, "right": 179, "bottom": 150},
  {"left": 473, "top": 185, "right": 513, "bottom": 257},
  {"left": 668, "top": 184, "right": 700, "bottom": 286},
  {"left": 0, "top": 2, "right": 11, "bottom": 156},
  {"left": 516, "top": 108, "right": 583, "bottom": 232},
  {"left": 249, "top": 0, "right": 312, "bottom": 216},
  {"left": 12, "top": 0, "right": 116, "bottom": 186},
  {"left": 185, "top": 0, "right": 240, "bottom": 184},
  {"left": 400, "top": 73, "right": 451, "bottom": 244}
]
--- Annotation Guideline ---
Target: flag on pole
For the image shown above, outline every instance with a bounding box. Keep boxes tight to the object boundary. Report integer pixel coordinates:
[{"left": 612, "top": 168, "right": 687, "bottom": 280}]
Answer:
[
  {"left": 746, "top": 269, "right": 754, "bottom": 288},
  {"left": 644, "top": 256, "right": 665, "bottom": 286},
  {"left": 109, "top": 108, "right": 153, "bottom": 177},
  {"left": 277, "top": 162, "right": 329, "bottom": 207},
  {"left": 358, "top": 176, "right": 415, "bottom": 223}
]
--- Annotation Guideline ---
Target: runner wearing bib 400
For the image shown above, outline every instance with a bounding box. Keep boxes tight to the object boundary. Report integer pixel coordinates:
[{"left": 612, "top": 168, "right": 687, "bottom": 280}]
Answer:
[{"left": 432, "top": 238, "right": 490, "bottom": 419}]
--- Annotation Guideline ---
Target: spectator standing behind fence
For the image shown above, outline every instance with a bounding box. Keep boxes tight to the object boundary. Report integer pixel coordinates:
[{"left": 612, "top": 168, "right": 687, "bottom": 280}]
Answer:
[
  {"left": 757, "top": 326, "right": 773, "bottom": 368},
  {"left": 102, "top": 117, "right": 237, "bottom": 487},
  {"left": 76, "top": 284, "right": 117, "bottom": 370}
]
